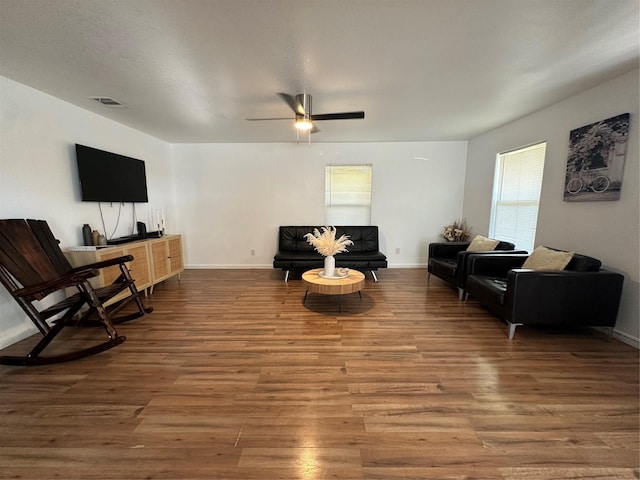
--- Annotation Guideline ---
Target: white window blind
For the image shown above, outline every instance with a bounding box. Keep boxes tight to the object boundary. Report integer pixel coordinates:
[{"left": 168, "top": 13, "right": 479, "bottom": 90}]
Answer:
[
  {"left": 489, "top": 142, "right": 546, "bottom": 253},
  {"left": 325, "top": 164, "right": 372, "bottom": 225}
]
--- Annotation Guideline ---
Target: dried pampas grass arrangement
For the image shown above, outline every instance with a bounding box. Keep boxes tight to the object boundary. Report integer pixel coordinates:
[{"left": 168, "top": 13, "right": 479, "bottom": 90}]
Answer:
[{"left": 304, "top": 226, "right": 353, "bottom": 257}]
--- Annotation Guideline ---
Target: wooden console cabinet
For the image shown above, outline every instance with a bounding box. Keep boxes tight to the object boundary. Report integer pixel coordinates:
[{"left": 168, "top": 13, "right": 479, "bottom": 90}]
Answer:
[
  {"left": 65, "top": 234, "right": 183, "bottom": 299},
  {"left": 147, "top": 235, "right": 184, "bottom": 292}
]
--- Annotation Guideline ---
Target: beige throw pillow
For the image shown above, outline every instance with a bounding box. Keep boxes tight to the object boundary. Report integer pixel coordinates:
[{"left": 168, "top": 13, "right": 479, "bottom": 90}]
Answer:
[
  {"left": 522, "top": 246, "right": 574, "bottom": 270},
  {"left": 466, "top": 235, "right": 500, "bottom": 252}
]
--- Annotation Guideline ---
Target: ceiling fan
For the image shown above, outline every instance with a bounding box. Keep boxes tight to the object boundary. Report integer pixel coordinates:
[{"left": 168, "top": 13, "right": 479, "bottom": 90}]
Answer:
[{"left": 246, "top": 93, "right": 365, "bottom": 138}]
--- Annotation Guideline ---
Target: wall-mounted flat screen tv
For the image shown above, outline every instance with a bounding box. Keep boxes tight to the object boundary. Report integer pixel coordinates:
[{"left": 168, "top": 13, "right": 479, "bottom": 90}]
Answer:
[{"left": 76, "top": 144, "right": 149, "bottom": 203}]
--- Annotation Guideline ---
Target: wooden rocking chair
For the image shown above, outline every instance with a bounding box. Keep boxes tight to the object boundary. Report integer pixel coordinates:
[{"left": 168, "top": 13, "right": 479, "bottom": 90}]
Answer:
[{"left": 0, "top": 219, "right": 153, "bottom": 366}]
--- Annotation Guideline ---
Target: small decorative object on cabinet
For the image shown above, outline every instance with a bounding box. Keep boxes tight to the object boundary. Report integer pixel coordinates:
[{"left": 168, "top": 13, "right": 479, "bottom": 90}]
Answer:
[{"left": 82, "top": 224, "right": 92, "bottom": 246}]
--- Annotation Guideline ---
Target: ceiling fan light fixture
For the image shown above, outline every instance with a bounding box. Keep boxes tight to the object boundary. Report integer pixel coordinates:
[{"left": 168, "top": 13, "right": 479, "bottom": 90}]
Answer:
[
  {"left": 295, "top": 117, "right": 313, "bottom": 131},
  {"left": 247, "top": 93, "right": 363, "bottom": 141}
]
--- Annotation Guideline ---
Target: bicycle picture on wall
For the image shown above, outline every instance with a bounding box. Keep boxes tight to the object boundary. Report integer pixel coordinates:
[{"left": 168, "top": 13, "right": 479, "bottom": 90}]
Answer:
[
  {"left": 563, "top": 113, "right": 629, "bottom": 202},
  {"left": 565, "top": 166, "right": 610, "bottom": 195}
]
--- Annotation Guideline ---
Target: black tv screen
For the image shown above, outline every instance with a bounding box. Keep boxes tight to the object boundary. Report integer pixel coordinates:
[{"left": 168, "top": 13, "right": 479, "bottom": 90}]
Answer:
[{"left": 76, "top": 144, "right": 149, "bottom": 203}]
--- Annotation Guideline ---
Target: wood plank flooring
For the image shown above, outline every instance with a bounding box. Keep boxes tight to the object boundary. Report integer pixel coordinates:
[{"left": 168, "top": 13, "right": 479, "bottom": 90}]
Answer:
[{"left": 1, "top": 268, "right": 638, "bottom": 479}]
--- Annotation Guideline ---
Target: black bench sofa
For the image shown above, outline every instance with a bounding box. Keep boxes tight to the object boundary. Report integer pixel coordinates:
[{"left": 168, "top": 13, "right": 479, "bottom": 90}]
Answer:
[
  {"left": 273, "top": 226, "right": 387, "bottom": 282},
  {"left": 465, "top": 250, "right": 624, "bottom": 339}
]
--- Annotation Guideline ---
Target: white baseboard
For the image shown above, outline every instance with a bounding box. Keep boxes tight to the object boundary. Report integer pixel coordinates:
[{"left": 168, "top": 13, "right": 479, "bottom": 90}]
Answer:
[
  {"left": 592, "top": 327, "right": 639, "bottom": 349},
  {"left": 185, "top": 264, "right": 273, "bottom": 269},
  {"left": 0, "top": 323, "right": 37, "bottom": 350},
  {"left": 612, "top": 329, "right": 640, "bottom": 349}
]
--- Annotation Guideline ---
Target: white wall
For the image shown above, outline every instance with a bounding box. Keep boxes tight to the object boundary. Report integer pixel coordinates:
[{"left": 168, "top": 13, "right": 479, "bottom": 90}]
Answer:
[
  {"left": 170, "top": 142, "right": 468, "bottom": 269},
  {"left": 463, "top": 69, "right": 640, "bottom": 346},
  {"left": 0, "top": 76, "right": 174, "bottom": 348}
]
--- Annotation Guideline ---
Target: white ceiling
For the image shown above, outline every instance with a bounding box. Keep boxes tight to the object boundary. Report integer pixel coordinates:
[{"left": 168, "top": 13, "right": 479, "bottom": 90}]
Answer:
[{"left": 1, "top": 0, "right": 638, "bottom": 143}]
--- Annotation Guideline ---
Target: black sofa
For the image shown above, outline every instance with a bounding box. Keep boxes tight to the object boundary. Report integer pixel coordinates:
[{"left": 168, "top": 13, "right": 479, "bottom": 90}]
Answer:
[
  {"left": 427, "top": 240, "right": 521, "bottom": 299},
  {"left": 273, "top": 226, "right": 387, "bottom": 282},
  {"left": 465, "top": 251, "right": 624, "bottom": 339}
]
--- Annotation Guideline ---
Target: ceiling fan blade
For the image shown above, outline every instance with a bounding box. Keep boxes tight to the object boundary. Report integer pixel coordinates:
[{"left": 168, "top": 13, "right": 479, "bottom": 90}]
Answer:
[
  {"left": 277, "top": 92, "right": 305, "bottom": 115},
  {"left": 311, "top": 111, "right": 365, "bottom": 121},
  {"left": 246, "top": 117, "right": 292, "bottom": 121}
]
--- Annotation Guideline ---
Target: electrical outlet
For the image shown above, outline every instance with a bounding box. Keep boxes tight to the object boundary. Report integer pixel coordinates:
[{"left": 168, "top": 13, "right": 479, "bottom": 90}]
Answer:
[
  {"left": 251, "top": 249, "right": 256, "bottom": 256},
  {"left": 395, "top": 248, "right": 400, "bottom": 254}
]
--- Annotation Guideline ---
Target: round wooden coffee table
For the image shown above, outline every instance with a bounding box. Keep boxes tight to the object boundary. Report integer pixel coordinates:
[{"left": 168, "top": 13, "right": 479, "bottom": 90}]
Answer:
[{"left": 302, "top": 268, "right": 365, "bottom": 311}]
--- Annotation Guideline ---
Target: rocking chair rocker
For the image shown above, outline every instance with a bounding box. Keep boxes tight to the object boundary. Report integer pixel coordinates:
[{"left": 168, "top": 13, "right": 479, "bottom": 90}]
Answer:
[{"left": 0, "top": 219, "right": 153, "bottom": 366}]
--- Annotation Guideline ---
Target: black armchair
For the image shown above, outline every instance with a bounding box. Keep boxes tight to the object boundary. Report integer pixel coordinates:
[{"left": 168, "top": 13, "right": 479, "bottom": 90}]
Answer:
[
  {"left": 427, "top": 240, "right": 519, "bottom": 299},
  {"left": 465, "top": 251, "right": 624, "bottom": 339}
]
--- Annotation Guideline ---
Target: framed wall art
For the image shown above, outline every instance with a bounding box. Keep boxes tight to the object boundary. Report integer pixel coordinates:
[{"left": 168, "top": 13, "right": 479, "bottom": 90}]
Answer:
[{"left": 563, "top": 113, "right": 630, "bottom": 202}]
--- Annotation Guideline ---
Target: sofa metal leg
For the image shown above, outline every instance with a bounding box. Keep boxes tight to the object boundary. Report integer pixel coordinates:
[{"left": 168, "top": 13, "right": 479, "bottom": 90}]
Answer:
[
  {"left": 457, "top": 288, "right": 464, "bottom": 300},
  {"left": 370, "top": 270, "right": 378, "bottom": 282},
  {"left": 507, "top": 322, "right": 522, "bottom": 339},
  {"left": 284, "top": 270, "right": 290, "bottom": 283},
  {"left": 606, "top": 326, "right": 615, "bottom": 340},
  {"left": 427, "top": 272, "right": 430, "bottom": 283}
]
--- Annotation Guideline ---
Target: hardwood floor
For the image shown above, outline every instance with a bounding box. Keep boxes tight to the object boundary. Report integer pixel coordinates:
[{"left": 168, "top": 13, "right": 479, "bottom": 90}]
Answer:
[{"left": 1, "top": 268, "right": 638, "bottom": 480}]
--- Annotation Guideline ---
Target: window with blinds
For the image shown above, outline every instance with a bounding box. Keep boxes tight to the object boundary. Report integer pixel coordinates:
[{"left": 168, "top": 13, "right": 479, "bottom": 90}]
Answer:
[
  {"left": 325, "top": 164, "right": 372, "bottom": 225},
  {"left": 489, "top": 142, "right": 546, "bottom": 253}
]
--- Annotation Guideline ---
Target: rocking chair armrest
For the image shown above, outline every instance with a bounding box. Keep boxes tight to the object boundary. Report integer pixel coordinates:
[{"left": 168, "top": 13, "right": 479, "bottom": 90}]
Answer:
[
  {"left": 70, "top": 255, "right": 135, "bottom": 273},
  {"left": 13, "top": 269, "right": 99, "bottom": 299}
]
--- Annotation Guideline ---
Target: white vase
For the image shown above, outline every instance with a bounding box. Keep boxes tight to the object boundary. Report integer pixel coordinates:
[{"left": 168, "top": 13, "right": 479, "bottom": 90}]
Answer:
[{"left": 324, "top": 255, "right": 335, "bottom": 277}]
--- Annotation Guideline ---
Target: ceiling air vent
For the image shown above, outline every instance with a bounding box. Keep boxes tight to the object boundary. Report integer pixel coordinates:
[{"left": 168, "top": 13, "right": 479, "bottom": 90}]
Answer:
[{"left": 89, "top": 97, "right": 125, "bottom": 107}]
